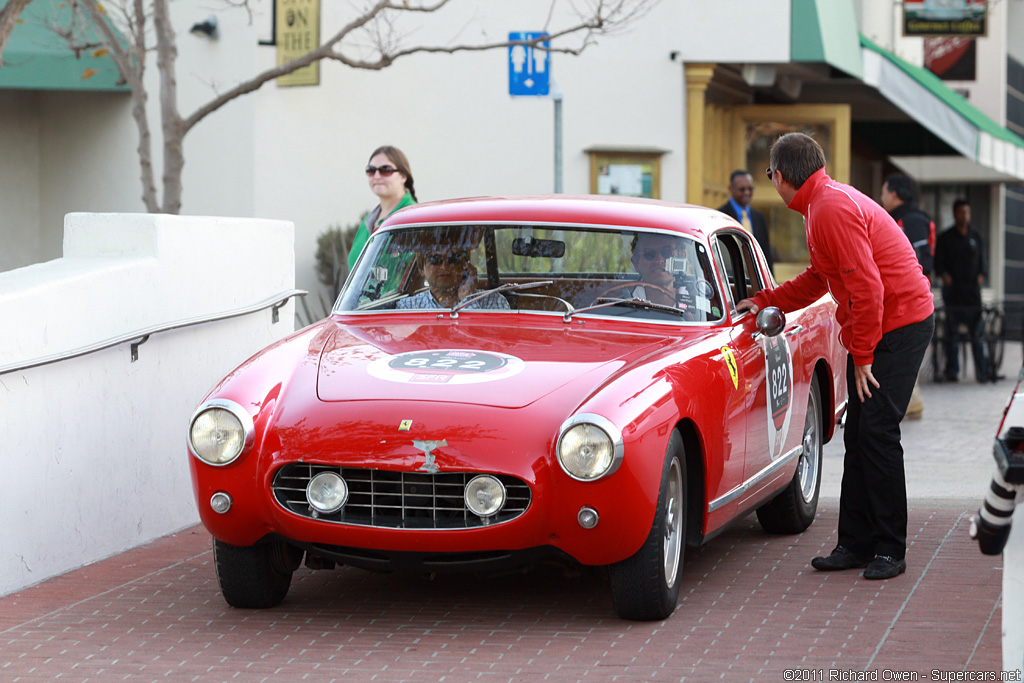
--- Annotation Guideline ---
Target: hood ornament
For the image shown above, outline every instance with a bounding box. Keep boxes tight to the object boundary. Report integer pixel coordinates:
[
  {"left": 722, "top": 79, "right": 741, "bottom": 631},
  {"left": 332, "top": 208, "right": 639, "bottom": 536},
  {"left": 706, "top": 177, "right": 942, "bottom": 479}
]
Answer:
[{"left": 412, "top": 439, "right": 447, "bottom": 474}]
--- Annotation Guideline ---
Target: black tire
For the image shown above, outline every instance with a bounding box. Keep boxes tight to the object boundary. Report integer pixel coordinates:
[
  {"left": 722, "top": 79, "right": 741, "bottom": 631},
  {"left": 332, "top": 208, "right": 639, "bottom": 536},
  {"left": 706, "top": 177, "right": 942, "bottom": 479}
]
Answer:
[
  {"left": 608, "top": 431, "right": 686, "bottom": 621},
  {"left": 214, "top": 538, "right": 301, "bottom": 608},
  {"left": 756, "top": 376, "right": 822, "bottom": 534}
]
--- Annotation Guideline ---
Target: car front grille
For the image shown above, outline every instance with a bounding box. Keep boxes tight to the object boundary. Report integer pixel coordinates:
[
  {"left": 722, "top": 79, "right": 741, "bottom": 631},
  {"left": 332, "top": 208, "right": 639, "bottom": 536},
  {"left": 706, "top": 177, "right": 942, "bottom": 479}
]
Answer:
[{"left": 271, "top": 463, "right": 532, "bottom": 529}]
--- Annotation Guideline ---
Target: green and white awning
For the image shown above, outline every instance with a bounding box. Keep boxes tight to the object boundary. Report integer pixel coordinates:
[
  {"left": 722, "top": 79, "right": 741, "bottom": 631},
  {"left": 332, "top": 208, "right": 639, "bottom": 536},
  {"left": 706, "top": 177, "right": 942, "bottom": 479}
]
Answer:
[
  {"left": 860, "top": 36, "right": 1024, "bottom": 182},
  {"left": 0, "top": 0, "right": 128, "bottom": 91}
]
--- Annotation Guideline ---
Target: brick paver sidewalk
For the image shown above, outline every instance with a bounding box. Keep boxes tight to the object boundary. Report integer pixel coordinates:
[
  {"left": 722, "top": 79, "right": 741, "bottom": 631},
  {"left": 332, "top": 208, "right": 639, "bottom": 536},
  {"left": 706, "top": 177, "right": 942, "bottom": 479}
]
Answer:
[{"left": 0, "top": 503, "right": 1003, "bottom": 682}]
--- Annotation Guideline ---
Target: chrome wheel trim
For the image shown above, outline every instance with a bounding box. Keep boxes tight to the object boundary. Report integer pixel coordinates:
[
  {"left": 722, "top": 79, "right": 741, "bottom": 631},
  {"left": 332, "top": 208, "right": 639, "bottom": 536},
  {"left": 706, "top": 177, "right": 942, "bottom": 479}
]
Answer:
[
  {"left": 798, "top": 386, "right": 822, "bottom": 503},
  {"left": 662, "top": 458, "right": 684, "bottom": 588}
]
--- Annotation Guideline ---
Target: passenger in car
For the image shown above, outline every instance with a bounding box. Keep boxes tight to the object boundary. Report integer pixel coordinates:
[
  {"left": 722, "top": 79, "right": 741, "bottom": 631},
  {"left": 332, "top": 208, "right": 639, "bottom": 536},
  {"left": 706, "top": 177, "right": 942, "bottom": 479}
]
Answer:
[{"left": 397, "top": 244, "right": 509, "bottom": 310}]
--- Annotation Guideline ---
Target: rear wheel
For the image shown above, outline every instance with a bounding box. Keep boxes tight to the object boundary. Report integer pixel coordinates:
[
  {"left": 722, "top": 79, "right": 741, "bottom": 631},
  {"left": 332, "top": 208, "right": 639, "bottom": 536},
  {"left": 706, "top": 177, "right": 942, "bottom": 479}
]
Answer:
[
  {"left": 609, "top": 431, "right": 686, "bottom": 621},
  {"left": 756, "top": 376, "right": 822, "bottom": 534},
  {"left": 214, "top": 538, "right": 302, "bottom": 608}
]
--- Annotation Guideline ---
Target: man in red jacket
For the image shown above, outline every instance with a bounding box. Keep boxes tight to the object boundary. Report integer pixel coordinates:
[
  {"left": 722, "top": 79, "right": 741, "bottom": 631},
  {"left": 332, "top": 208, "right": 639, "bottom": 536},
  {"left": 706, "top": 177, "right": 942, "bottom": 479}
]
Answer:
[{"left": 737, "top": 133, "right": 934, "bottom": 580}]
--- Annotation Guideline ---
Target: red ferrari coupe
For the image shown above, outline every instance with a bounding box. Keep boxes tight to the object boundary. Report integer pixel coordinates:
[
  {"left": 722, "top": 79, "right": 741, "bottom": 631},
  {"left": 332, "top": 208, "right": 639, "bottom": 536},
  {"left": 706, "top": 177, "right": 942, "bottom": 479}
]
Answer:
[{"left": 188, "top": 195, "right": 847, "bottom": 620}]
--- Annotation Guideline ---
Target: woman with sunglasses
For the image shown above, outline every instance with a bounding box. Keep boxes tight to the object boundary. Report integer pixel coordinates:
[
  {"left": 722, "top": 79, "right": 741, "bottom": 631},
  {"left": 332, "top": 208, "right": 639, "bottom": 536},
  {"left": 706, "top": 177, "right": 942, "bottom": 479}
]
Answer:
[{"left": 347, "top": 145, "right": 418, "bottom": 269}]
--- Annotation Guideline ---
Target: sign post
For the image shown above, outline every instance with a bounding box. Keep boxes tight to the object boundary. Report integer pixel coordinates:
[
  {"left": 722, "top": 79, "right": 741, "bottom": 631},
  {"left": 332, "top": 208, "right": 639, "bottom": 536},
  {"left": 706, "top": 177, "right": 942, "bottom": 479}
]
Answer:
[{"left": 509, "top": 32, "right": 561, "bottom": 193}]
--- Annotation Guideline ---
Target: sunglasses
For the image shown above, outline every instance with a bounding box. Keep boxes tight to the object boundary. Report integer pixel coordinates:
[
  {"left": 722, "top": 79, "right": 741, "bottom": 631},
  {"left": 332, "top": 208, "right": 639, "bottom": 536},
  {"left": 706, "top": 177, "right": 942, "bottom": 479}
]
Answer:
[
  {"left": 642, "top": 246, "right": 675, "bottom": 261},
  {"left": 366, "top": 165, "right": 399, "bottom": 177},
  {"left": 425, "top": 251, "right": 470, "bottom": 266},
  {"left": 765, "top": 167, "right": 775, "bottom": 180}
]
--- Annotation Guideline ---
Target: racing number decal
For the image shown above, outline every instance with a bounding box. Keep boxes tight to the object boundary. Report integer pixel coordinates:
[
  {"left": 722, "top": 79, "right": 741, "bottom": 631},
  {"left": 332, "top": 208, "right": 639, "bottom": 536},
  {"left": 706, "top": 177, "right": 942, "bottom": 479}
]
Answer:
[
  {"left": 389, "top": 350, "right": 507, "bottom": 374},
  {"left": 764, "top": 335, "right": 794, "bottom": 460},
  {"left": 367, "top": 349, "right": 526, "bottom": 385},
  {"left": 720, "top": 346, "right": 739, "bottom": 389}
]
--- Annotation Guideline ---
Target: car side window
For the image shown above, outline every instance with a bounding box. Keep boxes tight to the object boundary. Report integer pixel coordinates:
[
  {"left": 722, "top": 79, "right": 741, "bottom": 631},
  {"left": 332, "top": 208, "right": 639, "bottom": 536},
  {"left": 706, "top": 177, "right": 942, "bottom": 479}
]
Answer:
[{"left": 712, "top": 231, "right": 764, "bottom": 310}]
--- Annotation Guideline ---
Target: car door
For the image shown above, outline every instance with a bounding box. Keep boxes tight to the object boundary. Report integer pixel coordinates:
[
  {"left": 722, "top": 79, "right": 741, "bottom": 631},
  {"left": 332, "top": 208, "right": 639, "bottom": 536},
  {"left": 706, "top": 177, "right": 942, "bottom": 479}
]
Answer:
[{"left": 712, "top": 230, "right": 804, "bottom": 486}]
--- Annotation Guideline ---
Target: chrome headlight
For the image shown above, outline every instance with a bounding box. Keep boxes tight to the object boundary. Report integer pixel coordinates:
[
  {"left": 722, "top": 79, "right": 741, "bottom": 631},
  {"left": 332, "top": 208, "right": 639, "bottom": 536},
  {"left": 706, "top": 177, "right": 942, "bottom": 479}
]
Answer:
[
  {"left": 465, "top": 475, "right": 506, "bottom": 518},
  {"left": 188, "top": 399, "right": 255, "bottom": 466},
  {"left": 556, "top": 414, "right": 624, "bottom": 481}
]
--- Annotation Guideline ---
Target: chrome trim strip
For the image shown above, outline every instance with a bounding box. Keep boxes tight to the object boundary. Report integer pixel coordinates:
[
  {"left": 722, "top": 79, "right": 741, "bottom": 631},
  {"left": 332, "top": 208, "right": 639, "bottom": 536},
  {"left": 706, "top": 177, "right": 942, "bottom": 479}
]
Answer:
[
  {"left": 707, "top": 444, "right": 803, "bottom": 513},
  {"left": 0, "top": 289, "right": 306, "bottom": 377}
]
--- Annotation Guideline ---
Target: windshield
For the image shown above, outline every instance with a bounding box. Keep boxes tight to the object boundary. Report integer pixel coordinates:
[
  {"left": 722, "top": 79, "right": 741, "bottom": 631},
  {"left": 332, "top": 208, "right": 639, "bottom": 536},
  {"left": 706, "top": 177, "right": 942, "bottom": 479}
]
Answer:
[{"left": 335, "top": 224, "right": 725, "bottom": 324}]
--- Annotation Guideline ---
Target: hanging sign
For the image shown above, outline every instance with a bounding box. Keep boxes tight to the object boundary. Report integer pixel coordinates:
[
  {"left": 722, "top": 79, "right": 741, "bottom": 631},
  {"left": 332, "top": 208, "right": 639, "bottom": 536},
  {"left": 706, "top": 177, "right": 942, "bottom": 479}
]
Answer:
[
  {"left": 276, "top": 0, "right": 321, "bottom": 87},
  {"left": 903, "top": 0, "right": 986, "bottom": 37}
]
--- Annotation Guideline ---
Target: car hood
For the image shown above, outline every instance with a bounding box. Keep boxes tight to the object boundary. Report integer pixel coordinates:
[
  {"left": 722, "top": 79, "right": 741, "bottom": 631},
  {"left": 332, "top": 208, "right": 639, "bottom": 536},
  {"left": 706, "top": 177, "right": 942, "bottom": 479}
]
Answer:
[{"left": 315, "top": 318, "right": 681, "bottom": 409}]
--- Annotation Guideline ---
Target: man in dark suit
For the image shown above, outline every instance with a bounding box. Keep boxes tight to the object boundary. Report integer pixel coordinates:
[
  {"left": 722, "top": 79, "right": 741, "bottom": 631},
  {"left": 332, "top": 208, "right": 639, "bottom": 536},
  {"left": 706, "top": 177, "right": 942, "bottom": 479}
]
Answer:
[{"left": 717, "top": 170, "right": 774, "bottom": 276}]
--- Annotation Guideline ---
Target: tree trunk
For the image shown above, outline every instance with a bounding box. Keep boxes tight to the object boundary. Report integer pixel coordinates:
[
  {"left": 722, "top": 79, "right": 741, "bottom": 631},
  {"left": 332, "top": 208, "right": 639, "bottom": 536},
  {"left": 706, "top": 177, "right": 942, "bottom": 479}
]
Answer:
[{"left": 153, "top": 0, "right": 184, "bottom": 214}]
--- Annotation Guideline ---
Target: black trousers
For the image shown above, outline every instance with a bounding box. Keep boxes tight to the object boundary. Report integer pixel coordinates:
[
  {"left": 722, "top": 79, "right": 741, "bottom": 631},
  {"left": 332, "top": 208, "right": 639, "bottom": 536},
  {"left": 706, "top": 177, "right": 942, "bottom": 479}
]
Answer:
[
  {"left": 943, "top": 304, "right": 991, "bottom": 381},
  {"left": 838, "top": 314, "right": 934, "bottom": 560}
]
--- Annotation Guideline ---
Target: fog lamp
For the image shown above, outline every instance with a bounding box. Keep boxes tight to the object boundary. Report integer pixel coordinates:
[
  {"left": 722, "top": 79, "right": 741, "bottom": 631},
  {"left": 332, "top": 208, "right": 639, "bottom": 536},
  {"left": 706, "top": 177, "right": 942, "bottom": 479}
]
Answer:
[
  {"left": 578, "top": 506, "right": 599, "bottom": 529},
  {"left": 465, "top": 475, "right": 506, "bottom": 518},
  {"left": 210, "top": 492, "right": 233, "bottom": 514},
  {"left": 306, "top": 472, "right": 348, "bottom": 514}
]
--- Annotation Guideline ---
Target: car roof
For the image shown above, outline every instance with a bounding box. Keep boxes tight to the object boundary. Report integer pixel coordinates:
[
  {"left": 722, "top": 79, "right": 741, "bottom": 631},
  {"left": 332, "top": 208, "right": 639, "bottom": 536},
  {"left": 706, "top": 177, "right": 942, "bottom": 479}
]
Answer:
[{"left": 379, "top": 195, "right": 738, "bottom": 240}]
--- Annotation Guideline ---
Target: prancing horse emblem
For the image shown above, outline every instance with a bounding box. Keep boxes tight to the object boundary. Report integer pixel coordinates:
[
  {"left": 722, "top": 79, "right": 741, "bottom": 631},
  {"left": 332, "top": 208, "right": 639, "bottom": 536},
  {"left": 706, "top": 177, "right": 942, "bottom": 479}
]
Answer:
[{"left": 412, "top": 439, "right": 447, "bottom": 474}]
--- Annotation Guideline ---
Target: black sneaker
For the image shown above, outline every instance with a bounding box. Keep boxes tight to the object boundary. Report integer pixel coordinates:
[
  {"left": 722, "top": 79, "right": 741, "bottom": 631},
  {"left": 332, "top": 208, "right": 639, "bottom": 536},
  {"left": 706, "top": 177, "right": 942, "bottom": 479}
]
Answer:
[
  {"left": 863, "top": 555, "right": 906, "bottom": 580},
  {"left": 811, "top": 546, "right": 871, "bottom": 571}
]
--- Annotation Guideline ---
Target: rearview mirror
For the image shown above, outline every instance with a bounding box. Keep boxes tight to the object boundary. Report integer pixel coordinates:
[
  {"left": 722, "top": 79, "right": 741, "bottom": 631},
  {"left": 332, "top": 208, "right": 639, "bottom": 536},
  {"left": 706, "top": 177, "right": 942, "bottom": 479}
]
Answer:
[{"left": 512, "top": 238, "right": 566, "bottom": 258}]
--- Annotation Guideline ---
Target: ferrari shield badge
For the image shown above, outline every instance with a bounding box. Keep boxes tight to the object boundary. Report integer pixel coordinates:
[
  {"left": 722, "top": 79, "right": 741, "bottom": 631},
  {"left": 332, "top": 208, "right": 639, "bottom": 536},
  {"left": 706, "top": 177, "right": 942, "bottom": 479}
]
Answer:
[{"left": 720, "top": 346, "right": 739, "bottom": 389}]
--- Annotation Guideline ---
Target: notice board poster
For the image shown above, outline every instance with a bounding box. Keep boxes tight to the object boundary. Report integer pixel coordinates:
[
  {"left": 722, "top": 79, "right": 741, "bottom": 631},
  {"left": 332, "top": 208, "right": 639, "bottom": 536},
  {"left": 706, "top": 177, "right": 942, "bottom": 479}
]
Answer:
[{"left": 904, "top": 0, "right": 986, "bottom": 37}]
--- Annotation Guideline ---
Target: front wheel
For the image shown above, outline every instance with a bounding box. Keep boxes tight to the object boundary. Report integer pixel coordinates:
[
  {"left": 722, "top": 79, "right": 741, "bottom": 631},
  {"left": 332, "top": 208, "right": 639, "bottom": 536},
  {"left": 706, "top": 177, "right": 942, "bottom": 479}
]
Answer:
[
  {"left": 608, "top": 431, "right": 686, "bottom": 621},
  {"left": 214, "top": 538, "right": 302, "bottom": 608},
  {"left": 756, "top": 376, "right": 822, "bottom": 534}
]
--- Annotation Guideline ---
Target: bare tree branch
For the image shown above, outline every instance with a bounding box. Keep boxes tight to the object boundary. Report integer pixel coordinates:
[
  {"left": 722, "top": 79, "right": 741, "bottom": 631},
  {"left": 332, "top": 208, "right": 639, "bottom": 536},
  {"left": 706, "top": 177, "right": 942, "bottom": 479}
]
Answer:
[
  {"left": 44, "top": 0, "right": 658, "bottom": 213},
  {"left": 0, "top": 0, "right": 34, "bottom": 67}
]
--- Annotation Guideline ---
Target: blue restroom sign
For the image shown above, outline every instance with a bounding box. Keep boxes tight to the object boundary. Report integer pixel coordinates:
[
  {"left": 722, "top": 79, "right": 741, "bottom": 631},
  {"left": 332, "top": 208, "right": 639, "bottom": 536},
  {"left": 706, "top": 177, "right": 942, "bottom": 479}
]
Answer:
[{"left": 508, "top": 32, "right": 550, "bottom": 96}]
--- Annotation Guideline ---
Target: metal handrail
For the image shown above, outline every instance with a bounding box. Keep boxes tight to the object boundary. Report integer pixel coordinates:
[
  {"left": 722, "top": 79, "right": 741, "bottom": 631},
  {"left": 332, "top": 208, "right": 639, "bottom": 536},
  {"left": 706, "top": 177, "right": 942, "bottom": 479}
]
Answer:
[{"left": 0, "top": 289, "right": 307, "bottom": 377}]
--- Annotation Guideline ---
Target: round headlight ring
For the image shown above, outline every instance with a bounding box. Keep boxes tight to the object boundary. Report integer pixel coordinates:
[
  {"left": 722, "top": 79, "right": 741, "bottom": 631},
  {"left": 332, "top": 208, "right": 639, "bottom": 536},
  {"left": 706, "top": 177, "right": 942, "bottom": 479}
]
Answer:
[
  {"left": 306, "top": 471, "right": 348, "bottom": 514},
  {"left": 556, "top": 414, "right": 624, "bottom": 482},
  {"left": 465, "top": 475, "right": 507, "bottom": 518},
  {"left": 188, "top": 399, "right": 255, "bottom": 466}
]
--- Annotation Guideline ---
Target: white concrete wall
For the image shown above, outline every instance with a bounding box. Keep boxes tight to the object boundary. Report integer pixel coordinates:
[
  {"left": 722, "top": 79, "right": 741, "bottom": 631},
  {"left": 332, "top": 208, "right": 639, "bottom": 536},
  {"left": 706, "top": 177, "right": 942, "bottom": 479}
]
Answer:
[{"left": 0, "top": 213, "right": 296, "bottom": 597}]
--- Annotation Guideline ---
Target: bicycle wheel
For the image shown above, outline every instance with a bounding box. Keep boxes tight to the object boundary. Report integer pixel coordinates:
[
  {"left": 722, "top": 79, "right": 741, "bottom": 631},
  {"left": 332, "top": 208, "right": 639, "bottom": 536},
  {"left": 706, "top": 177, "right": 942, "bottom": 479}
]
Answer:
[
  {"left": 985, "top": 307, "right": 1004, "bottom": 374},
  {"left": 930, "top": 308, "right": 947, "bottom": 382}
]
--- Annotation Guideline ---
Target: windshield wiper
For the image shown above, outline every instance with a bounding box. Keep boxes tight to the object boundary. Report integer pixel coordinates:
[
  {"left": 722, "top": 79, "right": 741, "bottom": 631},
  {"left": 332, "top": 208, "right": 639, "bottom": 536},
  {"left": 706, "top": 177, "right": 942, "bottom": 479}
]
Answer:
[
  {"left": 450, "top": 280, "right": 556, "bottom": 317},
  {"left": 564, "top": 296, "right": 688, "bottom": 322}
]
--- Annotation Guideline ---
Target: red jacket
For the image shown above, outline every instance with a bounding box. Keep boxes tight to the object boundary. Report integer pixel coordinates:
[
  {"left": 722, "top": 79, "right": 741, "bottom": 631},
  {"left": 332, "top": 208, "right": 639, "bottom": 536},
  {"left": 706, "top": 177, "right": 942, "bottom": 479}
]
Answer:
[{"left": 751, "top": 168, "right": 933, "bottom": 366}]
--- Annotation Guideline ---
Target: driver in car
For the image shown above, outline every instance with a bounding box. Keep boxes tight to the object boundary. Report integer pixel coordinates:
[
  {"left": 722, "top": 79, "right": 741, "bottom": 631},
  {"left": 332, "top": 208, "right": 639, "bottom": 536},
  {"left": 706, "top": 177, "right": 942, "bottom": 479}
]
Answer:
[
  {"left": 630, "top": 233, "right": 682, "bottom": 307},
  {"left": 397, "top": 244, "right": 510, "bottom": 310}
]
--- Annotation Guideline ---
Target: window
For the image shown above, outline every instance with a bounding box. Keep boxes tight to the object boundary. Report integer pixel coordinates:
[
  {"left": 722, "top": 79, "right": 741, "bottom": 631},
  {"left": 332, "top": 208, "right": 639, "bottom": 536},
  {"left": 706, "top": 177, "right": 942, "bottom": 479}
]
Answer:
[{"left": 713, "top": 230, "right": 764, "bottom": 309}]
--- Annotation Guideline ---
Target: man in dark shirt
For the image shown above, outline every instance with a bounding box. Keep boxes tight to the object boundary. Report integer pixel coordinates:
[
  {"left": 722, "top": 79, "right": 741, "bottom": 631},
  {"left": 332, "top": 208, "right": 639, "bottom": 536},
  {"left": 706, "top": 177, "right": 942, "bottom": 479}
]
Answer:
[
  {"left": 880, "top": 173, "right": 935, "bottom": 418},
  {"left": 933, "top": 199, "right": 993, "bottom": 383},
  {"left": 881, "top": 173, "right": 934, "bottom": 276},
  {"left": 717, "top": 170, "right": 774, "bottom": 276}
]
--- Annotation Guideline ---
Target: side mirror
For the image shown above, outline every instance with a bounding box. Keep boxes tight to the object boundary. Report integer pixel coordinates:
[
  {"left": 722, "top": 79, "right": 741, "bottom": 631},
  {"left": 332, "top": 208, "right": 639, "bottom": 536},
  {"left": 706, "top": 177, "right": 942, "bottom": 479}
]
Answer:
[{"left": 755, "top": 306, "right": 786, "bottom": 337}]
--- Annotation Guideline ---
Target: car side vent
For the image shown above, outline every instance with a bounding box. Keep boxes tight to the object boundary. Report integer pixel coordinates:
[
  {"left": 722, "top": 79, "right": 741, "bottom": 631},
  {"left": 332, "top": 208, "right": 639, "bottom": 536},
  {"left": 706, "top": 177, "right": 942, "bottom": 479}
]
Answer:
[{"left": 271, "top": 464, "right": 532, "bottom": 529}]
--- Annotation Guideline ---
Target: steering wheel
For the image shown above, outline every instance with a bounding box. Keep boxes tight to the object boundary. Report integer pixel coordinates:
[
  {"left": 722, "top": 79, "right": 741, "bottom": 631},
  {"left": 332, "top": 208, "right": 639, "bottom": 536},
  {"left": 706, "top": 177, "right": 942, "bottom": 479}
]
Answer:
[{"left": 596, "top": 281, "right": 676, "bottom": 301}]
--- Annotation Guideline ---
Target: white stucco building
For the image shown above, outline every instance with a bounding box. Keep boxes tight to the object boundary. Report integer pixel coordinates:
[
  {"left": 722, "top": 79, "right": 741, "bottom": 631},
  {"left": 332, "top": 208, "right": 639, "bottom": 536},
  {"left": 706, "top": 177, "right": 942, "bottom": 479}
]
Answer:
[{"left": 3, "top": 0, "right": 1023, "bottom": 315}]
